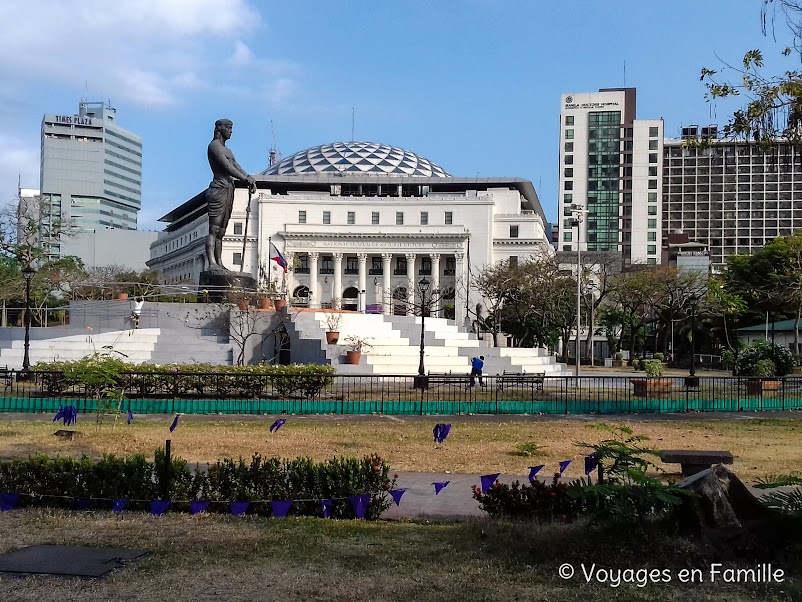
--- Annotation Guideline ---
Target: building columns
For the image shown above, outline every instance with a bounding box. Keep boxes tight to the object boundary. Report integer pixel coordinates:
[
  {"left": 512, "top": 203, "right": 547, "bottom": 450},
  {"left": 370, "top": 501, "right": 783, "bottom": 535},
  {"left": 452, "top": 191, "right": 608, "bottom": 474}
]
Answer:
[
  {"left": 284, "top": 252, "right": 295, "bottom": 302},
  {"left": 454, "top": 251, "right": 466, "bottom": 326},
  {"left": 405, "top": 253, "right": 416, "bottom": 311},
  {"left": 308, "top": 252, "right": 319, "bottom": 308},
  {"left": 430, "top": 253, "right": 441, "bottom": 316},
  {"left": 333, "top": 252, "right": 343, "bottom": 308},
  {"left": 357, "top": 253, "right": 368, "bottom": 312},
  {"left": 382, "top": 253, "right": 392, "bottom": 315}
]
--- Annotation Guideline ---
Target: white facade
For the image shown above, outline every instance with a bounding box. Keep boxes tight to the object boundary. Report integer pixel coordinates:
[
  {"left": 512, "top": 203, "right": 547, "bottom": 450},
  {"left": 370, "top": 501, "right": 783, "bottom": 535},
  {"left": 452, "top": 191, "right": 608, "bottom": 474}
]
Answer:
[
  {"left": 148, "top": 142, "right": 552, "bottom": 325},
  {"left": 61, "top": 229, "right": 158, "bottom": 272},
  {"left": 557, "top": 88, "right": 663, "bottom": 265}
]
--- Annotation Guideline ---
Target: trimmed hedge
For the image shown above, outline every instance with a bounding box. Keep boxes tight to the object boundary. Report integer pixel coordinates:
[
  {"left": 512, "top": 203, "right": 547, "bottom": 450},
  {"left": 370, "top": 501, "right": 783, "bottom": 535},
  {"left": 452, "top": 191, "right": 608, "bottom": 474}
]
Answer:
[
  {"left": 31, "top": 358, "right": 336, "bottom": 399},
  {"left": 0, "top": 452, "right": 393, "bottom": 519}
]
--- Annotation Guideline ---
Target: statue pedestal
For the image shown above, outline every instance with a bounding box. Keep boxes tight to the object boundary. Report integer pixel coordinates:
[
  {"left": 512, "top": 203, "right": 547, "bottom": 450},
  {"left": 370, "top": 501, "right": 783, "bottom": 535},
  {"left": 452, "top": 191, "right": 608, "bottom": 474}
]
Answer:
[{"left": 198, "top": 270, "right": 257, "bottom": 303}]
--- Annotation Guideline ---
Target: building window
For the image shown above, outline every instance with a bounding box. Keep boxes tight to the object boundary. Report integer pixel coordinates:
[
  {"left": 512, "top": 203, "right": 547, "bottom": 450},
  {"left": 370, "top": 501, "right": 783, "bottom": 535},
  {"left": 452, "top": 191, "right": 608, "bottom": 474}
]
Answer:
[
  {"left": 565, "top": 142, "right": 574, "bottom": 152},
  {"left": 565, "top": 115, "right": 574, "bottom": 126},
  {"left": 347, "top": 211, "right": 355, "bottom": 225},
  {"left": 564, "top": 155, "right": 574, "bottom": 165},
  {"left": 563, "top": 194, "right": 573, "bottom": 203},
  {"left": 372, "top": 211, "right": 379, "bottom": 225},
  {"left": 299, "top": 210, "right": 307, "bottom": 224},
  {"left": 563, "top": 232, "right": 572, "bottom": 241},
  {"left": 565, "top": 129, "right": 574, "bottom": 140},
  {"left": 648, "top": 180, "right": 657, "bottom": 189},
  {"left": 420, "top": 257, "right": 432, "bottom": 275},
  {"left": 564, "top": 168, "right": 573, "bottom": 177},
  {"left": 233, "top": 222, "right": 243, "bottom": 235},
  {"left": 509, "top": 256, "right": 518, "bottom": 267},
  {"left": 420, "top": 211, "right": 428, "bottom": 225},
  {"left": 647, "top": 245, "right": 657, "bottom": 255},
  {"left": 345, "top": 256, "right": 358, "bottom": 274},
  {"left": 649, "top": 139, "right": 658, "bottom": 150},
  {"left": 648, "top": 166, "right": 658, "bottom": 176},
  {"left": 565, "top": 181, "right": 573, "bottom": 190},
  {"left": 370, "top": 257, "right": 382, "bottom": 275},
  {"left": 648, "top": 192, "right": 657, "bottom": 202},
  {"left": 323, "top": 211, "right": 331, "bottom": 225},
  {"left": 648, "top": 219, "right": 657, "bottom": 229},
  {"left": 444, "top": 257, "right": 456, "bottom": 275},
  {"left": 649, "top": 126, "right": 659, "bottom": 137},
  {"left": 233, "top": 252, "right": 242, "bottom": 266},
  {"left": 395, "top": 256, "right": 407, "bottom": 275},
  {"left": 321, "top": 256, "right": 334, "bottom": 274},
  {"left": 445, "top": 211, "right": 453, "bottom": 225},
  {"left": 510, "top": 225, "right": 519, "bottom": 238},
  {"left": 648, "top": 232, "right": 657, "bottom": 241},
  {"left": 649, "top": 153, "right": 658, "bottom": 164},
  {"left": 396, "top": 212, "right": 404, "bottom": 225},
  {"left": 648, "top": 205, "right": 657, "bottom": 215}
]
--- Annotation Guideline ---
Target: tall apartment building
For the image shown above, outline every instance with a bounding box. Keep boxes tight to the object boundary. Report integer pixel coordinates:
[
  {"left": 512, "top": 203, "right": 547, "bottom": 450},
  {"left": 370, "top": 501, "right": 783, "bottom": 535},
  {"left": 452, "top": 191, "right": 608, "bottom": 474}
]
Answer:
[
  {"left": 557, "top": 88, "right": 664, "bottom": 265},
  {"left": 662, "top": 128, "right": 802, "bottom": 272},
  {"left": 40, "top": 101, "right": 142, "bottom": 257}
]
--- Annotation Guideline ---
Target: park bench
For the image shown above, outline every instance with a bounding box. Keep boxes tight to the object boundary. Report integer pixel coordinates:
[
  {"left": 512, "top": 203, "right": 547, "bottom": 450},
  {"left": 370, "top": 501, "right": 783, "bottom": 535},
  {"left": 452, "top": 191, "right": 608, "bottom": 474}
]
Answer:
[
  {"left": 0, "top": 365, "right": 12, "bottom": 387},
  {"left": 660, "top": 449, "right": 734, "bottom": 477},
  {"left": 496, "top": 371, "right": 545, "bottom": 392},
  {"left": 426, "top": 371, "right": 472, "bottom": 389}
]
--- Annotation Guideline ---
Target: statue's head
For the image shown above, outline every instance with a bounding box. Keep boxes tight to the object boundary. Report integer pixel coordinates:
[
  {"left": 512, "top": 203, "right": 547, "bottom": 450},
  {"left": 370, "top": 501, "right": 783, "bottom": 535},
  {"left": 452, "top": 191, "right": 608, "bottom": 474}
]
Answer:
[{"left": 214, "top": 119, "right": 233, "bottom": 138}]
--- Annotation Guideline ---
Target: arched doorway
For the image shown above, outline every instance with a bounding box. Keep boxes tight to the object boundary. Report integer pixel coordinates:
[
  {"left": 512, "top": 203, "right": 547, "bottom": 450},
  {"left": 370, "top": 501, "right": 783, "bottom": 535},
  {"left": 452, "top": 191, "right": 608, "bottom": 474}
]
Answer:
[
  {"left": 342, "top": 286, "right": 359, "bottom": 311},
  {"left": 393, "top": 286, "right": 408, "bottom": 316},
  {"left": 293, "top": 285, "right": 310, "bottom": 307}
]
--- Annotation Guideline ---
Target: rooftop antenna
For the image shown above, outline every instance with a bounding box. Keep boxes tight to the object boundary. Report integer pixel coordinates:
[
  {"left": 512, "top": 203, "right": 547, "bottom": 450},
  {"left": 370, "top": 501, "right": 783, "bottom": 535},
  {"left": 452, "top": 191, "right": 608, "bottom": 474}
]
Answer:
[
  {"left": 268, "top": 120, "right": 280, "bottom": 167},
  {"left": 351, "top": 107, "right": 355, "bottom": 141}
]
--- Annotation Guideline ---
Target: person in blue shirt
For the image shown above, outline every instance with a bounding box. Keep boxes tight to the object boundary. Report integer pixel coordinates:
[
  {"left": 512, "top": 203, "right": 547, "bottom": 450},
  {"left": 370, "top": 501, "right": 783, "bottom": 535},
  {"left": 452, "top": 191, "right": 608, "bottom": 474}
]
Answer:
[{"left": 470, "top": 355, "right": 485, "bottom": 387}]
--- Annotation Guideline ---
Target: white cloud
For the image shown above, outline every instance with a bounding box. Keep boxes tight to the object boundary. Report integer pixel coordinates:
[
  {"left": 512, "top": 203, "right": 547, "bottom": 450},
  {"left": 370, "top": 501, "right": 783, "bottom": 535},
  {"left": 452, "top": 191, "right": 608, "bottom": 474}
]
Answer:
[
  {"left": 0, "top": 0, "right": 264, "bottom": 108},
  {"left": 230, "top": 40, "right": 255, "bottom": 68}
]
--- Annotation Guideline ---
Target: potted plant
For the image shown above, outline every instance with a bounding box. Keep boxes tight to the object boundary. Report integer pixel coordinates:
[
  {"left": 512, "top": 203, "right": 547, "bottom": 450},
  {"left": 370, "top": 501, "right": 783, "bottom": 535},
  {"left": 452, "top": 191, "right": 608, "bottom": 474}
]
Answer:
[
  {"left": 631, "top": 360, "right": 673, "bottom": 396},
  {"left": 324, "top": 311, "right": 342, "bottom": 344},
  {"left": 344, "top": 335, "right": 372, "bottom": 365},
  {"left": 736, "top": 340, "right": 793, "bottom": 394},
  {"left": 613, "top": 352, "right": 624, "bottom": 368}
]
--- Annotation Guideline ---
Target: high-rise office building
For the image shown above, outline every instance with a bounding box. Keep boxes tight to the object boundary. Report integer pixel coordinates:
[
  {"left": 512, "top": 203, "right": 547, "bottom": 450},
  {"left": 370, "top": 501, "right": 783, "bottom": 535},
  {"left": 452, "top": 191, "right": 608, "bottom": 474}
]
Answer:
[
  {"left": 662, "top": 128, "right": 802, "bottom": 272},
  {"left": 40, "top": 101, "right": 142, "bottom": 257},
  {"left": 557, "top": 88, "right": 663, "bottom": 265}
]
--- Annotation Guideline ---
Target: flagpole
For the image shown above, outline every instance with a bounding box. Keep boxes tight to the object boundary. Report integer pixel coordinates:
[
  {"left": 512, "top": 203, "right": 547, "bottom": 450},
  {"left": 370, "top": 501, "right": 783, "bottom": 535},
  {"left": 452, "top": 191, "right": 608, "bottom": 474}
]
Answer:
[{"left": 268, "top": 236, "right": 273, "bottom": 291}]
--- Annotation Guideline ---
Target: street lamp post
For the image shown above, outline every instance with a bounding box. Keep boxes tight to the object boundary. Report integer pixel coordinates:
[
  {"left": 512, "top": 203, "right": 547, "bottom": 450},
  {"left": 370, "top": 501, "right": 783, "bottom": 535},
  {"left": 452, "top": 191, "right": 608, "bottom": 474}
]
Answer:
[
  {"left": 686, "top": 294, "right": 699, "bottom": 387},
  {"left": 570, "top": 203, "right": 586, "bottom": 382},
  {"left": 21, "top": 265, "right": 36, "bottom": 377},
  {"left": 414, "top": 277, "right": 431, "bottom": 390}
]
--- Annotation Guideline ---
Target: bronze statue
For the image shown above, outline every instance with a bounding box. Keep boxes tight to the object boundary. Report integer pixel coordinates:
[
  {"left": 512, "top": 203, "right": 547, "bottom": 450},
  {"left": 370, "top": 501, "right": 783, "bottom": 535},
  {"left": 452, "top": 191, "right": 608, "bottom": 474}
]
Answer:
[{"left": 204, "top": 119, "right": 256, "bottom": 272}]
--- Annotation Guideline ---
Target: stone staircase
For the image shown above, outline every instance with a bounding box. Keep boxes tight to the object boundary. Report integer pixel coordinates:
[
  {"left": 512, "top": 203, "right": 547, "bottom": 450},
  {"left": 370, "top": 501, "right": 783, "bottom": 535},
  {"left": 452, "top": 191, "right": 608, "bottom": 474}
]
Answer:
[{"left": 289, "top": 311, "right": 569, "bottom": 375}]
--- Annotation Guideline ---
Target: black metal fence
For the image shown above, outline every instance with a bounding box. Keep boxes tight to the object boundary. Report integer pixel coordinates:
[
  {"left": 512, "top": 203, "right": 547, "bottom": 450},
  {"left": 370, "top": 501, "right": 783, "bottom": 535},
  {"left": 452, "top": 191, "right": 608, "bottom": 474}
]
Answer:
[{"left": 2, "top": 370, "right": 802, "bottom": 416}]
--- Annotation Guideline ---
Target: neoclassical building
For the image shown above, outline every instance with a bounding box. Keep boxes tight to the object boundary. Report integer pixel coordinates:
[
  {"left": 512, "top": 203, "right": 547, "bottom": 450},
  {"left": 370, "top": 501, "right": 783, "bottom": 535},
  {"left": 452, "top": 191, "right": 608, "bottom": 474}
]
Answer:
[{"left": 148, "top": 142, "right": 552, "bottom": 323}]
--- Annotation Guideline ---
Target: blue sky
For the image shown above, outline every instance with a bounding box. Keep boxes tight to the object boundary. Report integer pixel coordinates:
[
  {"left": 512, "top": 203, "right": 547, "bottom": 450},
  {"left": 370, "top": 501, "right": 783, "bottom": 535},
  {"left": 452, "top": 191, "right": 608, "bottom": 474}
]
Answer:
[{"left": 0, "top": 0, "right": 793, "bottom": 229}]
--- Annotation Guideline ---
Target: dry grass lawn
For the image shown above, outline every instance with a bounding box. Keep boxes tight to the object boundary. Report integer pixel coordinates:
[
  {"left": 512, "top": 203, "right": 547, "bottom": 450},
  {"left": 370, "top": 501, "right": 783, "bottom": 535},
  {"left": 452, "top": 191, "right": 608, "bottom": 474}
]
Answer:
[
  {"left": 0, "top": 415, "right": 800, "bottom": 482},
  {"left": 0, "top": 509, "right": 799, "bottom": 602}
]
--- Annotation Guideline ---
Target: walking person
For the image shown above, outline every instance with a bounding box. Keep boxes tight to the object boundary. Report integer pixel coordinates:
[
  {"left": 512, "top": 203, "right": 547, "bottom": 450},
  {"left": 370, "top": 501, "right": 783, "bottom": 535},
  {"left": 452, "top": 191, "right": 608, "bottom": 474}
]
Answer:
[
  {"left": 470, "top": 355, "right": 485, "bottom": 387},
  {"left": 131, "top": 297, "right": 144, "bottom": 329}
]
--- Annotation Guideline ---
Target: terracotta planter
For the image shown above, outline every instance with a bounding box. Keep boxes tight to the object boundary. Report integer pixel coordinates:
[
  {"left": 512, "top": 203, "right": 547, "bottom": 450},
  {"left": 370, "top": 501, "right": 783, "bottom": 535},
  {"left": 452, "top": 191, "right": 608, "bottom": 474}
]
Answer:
[
  {"left": 259, "top": 297, "right": 273, "bottom": 310},
  {"left": 274, "top": 299, "right": 287, "bottom": 311},
  {"left": 238, "top": 299, "right": 250, "bottom": 311},
  {"left": 631, "top": 378, "right": 673, "bottom": 397},
  {"left": 745, "top": 379, "right": 781, "bottom": 395},
  {"left": 346, "top": 350, "right": 361, "bottom": 365},
  {"left": 613, "top": 359, "right": 624, "bottom": 368},
  {"left": 116, "top": 293, "right": 129, "bottom": 300},
  {"left": 326, "top": 331, "right": 340, "bottom": 344}
]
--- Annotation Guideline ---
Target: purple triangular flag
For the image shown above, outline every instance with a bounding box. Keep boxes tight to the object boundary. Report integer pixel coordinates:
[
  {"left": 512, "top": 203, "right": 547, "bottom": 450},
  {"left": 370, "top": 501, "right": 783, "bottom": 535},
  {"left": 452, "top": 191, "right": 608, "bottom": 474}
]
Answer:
[
  {"left": 389, "top": 489, "right": 406, "bottom": 507},
  {"left": 190, "top": 500, "right": 209, "bottom": 515},
  {"left": 584, "top": 453, "right": 598, "bottom": 476},
  {"left": 113, "top": 499, "right": 127, "bottom": 513},
  {"left": 150, "top": 500, "right": 170, "bottom": 516},
  {"left": 271, "top": 499, "right": 293, "bottom": 518},
  {"left": 269, "top": 418, "right": 286, "bottom": 433},
  {"left": 230, "top": 501, "right": 250, "bottom": 516},
  {"left": 127, "top": 410, "right": 134, "bottom": 425},
  {"left": 349, "top": 493, "right": 371, "bottom": 519},
  {"left": 74, "top": 497, "right": 91, "bottom": 510},
  {"left": 321, "top": 499, "right": 332, "bottom": 518},
  {"left": 0, "top": 492, "right": 19, "bottom": 511},
  {"left": 480, "top": 473, "right": 500, "bottom": 494},
  {"left": 528, "top": 465, "right": 544, "bottom": 481},
  {"left": 433, "top": 481, "right": 450, "bottom": 495},
  {"left": 169, "top": 414, "right": 180, "bottom": 433},
  {"left": 53, "top": 405, "right": 64, "bottom": 423},
  {"left": 559, "top": 460, "right": 571, "bottom": 474}
]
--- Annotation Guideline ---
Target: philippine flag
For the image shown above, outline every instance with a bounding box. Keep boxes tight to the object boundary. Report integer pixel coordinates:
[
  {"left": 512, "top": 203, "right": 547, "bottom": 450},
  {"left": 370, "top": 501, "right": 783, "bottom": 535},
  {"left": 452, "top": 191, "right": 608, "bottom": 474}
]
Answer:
[{"left": 270, "top": 242, "right": 288, "bottom": 273}]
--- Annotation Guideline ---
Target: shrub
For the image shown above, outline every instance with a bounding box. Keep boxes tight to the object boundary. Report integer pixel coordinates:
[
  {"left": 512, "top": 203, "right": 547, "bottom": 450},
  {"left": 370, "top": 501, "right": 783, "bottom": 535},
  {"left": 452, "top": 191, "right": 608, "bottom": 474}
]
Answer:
[
  {"left": 735, "top": 340, "right": 794, "bottom": 377},
  {"left": 0, "top": 451, "right": 393, "bottom": 519},
  {"left": 472, "top": 472, "right": 588, "bottom": 521},
  {"left": 515, "top": 442, "right": 545, "bottom": 457},
  {"left": 643, "top": 360, "right": 664, "bottom": 378},
  {"left": 614, "top": 352, "right": 623, "bottom": 361},
  {"left": 653, "top": 352, "right": 665, "bottom": 362},
  {"left": 631, "top": 359, "right": 640, "bottom": 370}
]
